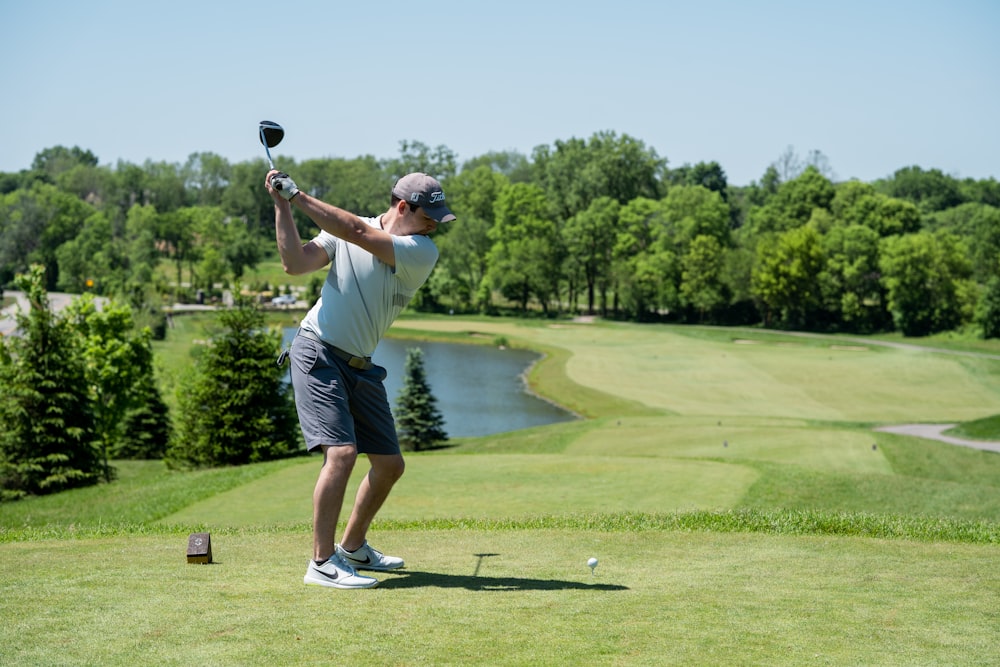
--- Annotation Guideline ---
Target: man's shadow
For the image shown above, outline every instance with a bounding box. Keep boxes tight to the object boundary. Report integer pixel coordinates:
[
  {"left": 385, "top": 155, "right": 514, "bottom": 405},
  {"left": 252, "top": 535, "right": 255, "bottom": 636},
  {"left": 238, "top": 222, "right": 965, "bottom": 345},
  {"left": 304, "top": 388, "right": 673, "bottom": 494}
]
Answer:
[{"left": 375, "top": 554, "right": 628, "bottom": 592}]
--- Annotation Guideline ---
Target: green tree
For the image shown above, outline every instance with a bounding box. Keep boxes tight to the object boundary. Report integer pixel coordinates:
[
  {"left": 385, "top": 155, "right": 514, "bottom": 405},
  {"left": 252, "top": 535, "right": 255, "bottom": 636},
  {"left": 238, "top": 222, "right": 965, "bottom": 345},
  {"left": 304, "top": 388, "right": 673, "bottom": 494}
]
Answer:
[
  {"left": 879, "top": 232, "right": 974, "bottom": 336},
  {"left": 832, "top": 182, "right": 921, "bottom": 237},
  {"left": 385, "top": 140, "right": 457, "bottom": 182},
  {"left": 819, "top": 223, "right": 887, "bottom": 332},
  {"left": 486, "top": 183, "right": 564, "bottom": 314},
  {"left": 221, "top": 159, "right": 277, "bottom": 232},
  {"left": 666, "top": 161, "right": 729, "bottom": 200},
  {"left": 719, "top": 245, "right": 758, "bottom": 324},
  {"left": 744, "top": 165, "right": 782, "bottom": 208},
  {"left": 564, "top": 196, "right": 619, "bottom": 315},
  {"left": 183, "top": 152, "right": 231, "bottom": 206},
  {"left": 532, "top": 131, "right": 665, "bottom": 220},
  {"left": 433, "top": 165, "right": 508, "bottom": 311},
  {"left": 166, "top": 300, "right": 300, "bottom": 467},
  {"left": 31, "top": 145, "right": 99, "bottom": 179},
  {"left": 680, "top": 234, "right": 726, "bottom": 322},
  {"left": 460, "top": 150, "right": 533, "bottom": 183},
  {"left": 187, "top": 206, "right": 231, "bottom": 290},
  {"left": 123, "top": 203, "right": 162, "bottom": 288},
  {"left": 64, "top": 294, "right": 161, "bottom": 479},
  {"left": 137, "top": 159, "right": 188, "bottom": 213},
  {"left": 0, "top": 265, "right": 101, "bottom": 499},
  {"left": 876, "top": 166, "right": 964, "bottom": 212},
  {"left": 958, "top": 176, "right": 1000, "bottom": 208},
  {"left": 0, "top": 183, "right": 96, "bottom": 289},
  {"left": 116, "top": 381, "right": 173, "bottom": 459},
  {"left": 394, "top": 347, "right": 448, "bottom": 452},
  {"left": 748, "top": 166, "right": 835, "bottom": 235},
  {"left": 55, "top": 162, "right": 116, "bottom": 206},
  {"left": 660, "top": 185, "right": 731, "bottom": 253},
  {"left": 54, "top": 210, "right": 116, "bottom": 293},
  {"left": 977, "top": 276, "right": 1000, "bottom": 339},
  {"left": 612, "top": 197, "right": 678, "bottom": 320},
  {"left": 925, "top": 203, "right": 1000, "bottom": 283},
  {"left": 751, "top": 225, "right": 826, "bottom": 328},
  {"left": 295, "top": 156, "right": 389, "bottom": 219}
]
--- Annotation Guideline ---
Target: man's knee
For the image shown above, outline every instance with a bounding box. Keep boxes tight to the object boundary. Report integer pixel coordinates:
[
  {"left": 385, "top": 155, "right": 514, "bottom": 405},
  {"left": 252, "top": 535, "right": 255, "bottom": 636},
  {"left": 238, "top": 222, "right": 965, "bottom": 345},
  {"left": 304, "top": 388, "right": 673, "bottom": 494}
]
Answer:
[
  {"left": 373, "top": 454, "right": 405, "bottom": 483},
  {"left": 321, "top": 444, "right": 358, "bottom": 471}
]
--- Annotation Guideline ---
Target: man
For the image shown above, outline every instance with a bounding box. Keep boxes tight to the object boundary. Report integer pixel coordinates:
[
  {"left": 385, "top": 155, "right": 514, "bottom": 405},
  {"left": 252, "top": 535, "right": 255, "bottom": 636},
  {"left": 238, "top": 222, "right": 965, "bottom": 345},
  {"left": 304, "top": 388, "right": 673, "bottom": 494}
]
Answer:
[{"left": 265, "top": 168, "right": 455, "bottom": 589}]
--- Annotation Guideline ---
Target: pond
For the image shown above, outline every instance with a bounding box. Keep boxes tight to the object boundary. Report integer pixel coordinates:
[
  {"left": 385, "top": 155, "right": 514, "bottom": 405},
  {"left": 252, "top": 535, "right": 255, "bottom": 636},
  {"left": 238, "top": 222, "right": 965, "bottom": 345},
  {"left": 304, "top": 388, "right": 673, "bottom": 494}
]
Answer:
[{"left": 282, "top": 329, "right": 576, "bottom": 437}]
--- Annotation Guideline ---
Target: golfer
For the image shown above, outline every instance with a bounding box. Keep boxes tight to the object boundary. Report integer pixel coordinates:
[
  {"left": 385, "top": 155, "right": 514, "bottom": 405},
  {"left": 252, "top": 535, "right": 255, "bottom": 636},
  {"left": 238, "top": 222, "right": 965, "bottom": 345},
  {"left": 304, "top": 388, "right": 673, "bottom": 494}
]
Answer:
[{"left": 265, "top": 169, "right": 455, "bottom": 589}]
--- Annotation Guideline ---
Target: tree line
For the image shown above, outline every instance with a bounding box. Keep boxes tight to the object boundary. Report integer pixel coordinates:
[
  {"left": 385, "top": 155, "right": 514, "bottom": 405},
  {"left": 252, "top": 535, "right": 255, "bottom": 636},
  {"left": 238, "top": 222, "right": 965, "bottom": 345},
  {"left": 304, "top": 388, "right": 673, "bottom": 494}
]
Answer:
[{"left": 2, "top": 136, "right": 999, "bottom": 337}]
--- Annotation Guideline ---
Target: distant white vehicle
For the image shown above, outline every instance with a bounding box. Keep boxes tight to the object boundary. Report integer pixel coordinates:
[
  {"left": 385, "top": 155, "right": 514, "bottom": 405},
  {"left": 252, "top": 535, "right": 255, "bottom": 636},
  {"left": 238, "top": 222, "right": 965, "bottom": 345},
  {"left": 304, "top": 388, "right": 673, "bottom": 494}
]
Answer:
[{"left": 271, "top": 294, "right": 297, "bottom": 306}]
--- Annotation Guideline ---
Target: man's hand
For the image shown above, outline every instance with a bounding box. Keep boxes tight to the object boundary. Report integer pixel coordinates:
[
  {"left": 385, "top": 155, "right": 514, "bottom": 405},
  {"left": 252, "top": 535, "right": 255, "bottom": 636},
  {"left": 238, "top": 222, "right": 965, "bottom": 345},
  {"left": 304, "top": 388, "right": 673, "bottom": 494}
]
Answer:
[{"left": 269, "top": 171, "right": 300, "bottom": 200}]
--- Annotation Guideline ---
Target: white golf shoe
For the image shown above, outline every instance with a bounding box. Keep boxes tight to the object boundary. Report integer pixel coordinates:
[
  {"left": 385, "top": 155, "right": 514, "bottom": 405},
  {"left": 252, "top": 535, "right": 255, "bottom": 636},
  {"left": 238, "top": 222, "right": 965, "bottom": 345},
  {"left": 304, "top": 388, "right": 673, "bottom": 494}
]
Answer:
[
  {"left": 303, "top": 554, "right": 378, "bottom": 589},
  {"left": 336, "top": 541, "right": 405, "bottom": 571}
]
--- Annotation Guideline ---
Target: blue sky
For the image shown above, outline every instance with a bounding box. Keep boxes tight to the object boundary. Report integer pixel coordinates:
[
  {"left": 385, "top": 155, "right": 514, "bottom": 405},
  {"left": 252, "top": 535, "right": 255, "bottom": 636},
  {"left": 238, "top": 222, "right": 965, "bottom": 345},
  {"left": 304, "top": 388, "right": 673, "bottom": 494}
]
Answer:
[{"left": 2, "top": 0, "right": 997, "bottom": 185}]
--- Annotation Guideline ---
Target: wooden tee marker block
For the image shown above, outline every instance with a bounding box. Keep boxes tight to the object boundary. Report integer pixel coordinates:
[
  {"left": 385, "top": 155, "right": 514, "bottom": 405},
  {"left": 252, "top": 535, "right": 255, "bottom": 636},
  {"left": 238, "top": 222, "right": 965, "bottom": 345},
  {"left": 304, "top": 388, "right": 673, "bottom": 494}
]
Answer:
[{"left": 186, "top": 532, "right": 213, "bottom": 564}]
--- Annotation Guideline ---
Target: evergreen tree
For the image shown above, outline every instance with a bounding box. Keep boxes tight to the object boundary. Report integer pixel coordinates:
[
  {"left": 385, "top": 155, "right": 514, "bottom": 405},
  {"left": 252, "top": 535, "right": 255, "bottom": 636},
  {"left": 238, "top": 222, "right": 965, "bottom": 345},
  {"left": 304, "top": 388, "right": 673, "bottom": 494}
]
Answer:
[
  {"left": 116, "top": 382, "right": 173, "bottom": 459},
  {"left": 166, "top": 298, "right": 301, "bottom": 467},
  {"left": 395, "top": 347, "right": 448, "bottom": 452},
  {"left": 0, "top": 265, "right": 101, "bottom": 500}
]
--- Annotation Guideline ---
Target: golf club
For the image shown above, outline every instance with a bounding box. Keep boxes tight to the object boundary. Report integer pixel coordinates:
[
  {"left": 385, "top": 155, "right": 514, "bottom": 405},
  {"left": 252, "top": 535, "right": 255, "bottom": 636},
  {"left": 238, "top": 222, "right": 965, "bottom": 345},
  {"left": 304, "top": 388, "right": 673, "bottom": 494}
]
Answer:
[{"left": 258, "top": 120, "right": 284, "bottom": 170}]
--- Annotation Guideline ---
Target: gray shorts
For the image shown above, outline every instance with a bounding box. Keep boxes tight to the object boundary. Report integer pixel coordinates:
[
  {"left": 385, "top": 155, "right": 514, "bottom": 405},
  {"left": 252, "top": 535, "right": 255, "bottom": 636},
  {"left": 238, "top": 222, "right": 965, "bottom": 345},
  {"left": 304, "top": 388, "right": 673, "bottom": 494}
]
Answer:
[{"left": 289, "top": 334, "right": 400, "bottom": 455}]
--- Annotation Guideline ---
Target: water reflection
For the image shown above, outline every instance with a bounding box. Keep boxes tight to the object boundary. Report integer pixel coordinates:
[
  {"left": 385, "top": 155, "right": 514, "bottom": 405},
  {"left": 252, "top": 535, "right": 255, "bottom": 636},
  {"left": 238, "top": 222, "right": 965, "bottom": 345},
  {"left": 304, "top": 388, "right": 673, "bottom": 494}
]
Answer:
[{"left": 282, "top": 329, "right": 575, "bottom": 437}]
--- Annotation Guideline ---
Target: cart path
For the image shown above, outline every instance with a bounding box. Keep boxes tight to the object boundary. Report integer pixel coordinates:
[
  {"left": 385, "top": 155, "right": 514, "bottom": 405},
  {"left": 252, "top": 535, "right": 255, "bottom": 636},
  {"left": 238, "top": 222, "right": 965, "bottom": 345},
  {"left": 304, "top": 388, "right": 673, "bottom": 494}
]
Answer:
[{"left": 874, "top": 424, "right": 1000, "bottom": 454}]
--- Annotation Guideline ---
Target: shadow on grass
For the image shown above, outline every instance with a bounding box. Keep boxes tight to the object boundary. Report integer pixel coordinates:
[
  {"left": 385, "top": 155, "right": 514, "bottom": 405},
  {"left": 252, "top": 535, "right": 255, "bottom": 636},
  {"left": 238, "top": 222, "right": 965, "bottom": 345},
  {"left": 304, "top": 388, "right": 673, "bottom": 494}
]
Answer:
[{"left": 376, "top": 570, "right": 628, "bottom": 592}]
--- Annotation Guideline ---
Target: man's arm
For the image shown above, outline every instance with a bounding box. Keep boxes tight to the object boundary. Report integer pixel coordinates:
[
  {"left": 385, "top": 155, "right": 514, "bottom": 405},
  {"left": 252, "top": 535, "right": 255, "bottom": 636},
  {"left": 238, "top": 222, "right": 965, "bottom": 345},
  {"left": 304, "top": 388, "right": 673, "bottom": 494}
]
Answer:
[
  {"left": 267, "top": 169, "right": 396, "bottom": 267},
  {"left": 272, "top": 197, "right": 330, "bottom": 276},
  {"left": 292, "top": 192, "right": 397, "bottom": 267}
]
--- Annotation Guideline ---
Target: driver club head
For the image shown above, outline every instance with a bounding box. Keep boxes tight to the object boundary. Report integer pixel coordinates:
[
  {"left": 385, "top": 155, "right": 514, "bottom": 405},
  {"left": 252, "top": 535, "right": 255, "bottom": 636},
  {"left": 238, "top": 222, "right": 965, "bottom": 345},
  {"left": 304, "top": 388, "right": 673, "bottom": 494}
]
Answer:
[{"left": 258, "top": 120, "right": 284, "bottom": 169}]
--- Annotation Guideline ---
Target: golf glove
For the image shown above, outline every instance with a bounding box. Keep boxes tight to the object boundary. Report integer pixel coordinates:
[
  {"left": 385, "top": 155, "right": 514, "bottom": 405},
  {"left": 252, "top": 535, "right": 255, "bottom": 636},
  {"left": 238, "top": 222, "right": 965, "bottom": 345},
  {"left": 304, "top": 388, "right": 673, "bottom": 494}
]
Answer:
[{"left": 271, "top": 172, "right": 300, "bottom": 200}]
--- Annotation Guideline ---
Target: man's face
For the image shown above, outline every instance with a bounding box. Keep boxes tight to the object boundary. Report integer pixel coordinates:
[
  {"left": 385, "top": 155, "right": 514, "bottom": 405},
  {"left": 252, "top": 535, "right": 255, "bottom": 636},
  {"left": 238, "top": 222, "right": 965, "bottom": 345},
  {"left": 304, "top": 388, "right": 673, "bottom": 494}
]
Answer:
[{"left": 401, "top": 203, "right": 439, "bottom": 236}]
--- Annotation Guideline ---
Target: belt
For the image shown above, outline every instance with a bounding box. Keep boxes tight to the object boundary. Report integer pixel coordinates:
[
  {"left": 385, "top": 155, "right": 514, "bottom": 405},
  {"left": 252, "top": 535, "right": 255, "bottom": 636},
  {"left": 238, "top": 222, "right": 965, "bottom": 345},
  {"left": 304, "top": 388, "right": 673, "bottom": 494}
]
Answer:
[{"left": 297, "top": 329, "right": 374, "bottom": 370}]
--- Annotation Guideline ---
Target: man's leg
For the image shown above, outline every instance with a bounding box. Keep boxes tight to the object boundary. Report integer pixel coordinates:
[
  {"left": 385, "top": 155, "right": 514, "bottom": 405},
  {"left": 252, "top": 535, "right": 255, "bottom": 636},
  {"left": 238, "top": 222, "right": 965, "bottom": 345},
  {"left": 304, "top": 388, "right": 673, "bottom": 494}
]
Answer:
[
  {"left": 312, "top": 444, "right": 357, "bottom": 561},
  {"left": 340, "top": 453, "right": 405, "bottom": 552}
]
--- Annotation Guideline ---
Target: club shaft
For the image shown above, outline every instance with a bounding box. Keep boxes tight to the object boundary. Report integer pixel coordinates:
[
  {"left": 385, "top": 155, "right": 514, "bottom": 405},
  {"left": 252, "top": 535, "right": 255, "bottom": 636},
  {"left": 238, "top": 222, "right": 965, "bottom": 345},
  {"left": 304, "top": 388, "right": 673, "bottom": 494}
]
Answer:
[{"left": 260, "top": 127, "right": 275, "bottom": 169}]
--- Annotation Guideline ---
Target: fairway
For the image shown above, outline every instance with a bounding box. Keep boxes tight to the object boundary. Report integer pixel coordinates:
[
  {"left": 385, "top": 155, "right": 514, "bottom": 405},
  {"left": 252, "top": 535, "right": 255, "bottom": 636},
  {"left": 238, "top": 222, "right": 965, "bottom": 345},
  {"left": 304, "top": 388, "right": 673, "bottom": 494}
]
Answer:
[
  {"left": 543, "top": 324, "right": 997, "bottom": 422},
  {"left": 3, "top": 316, "right": 1000, "bottom": 666},
  {"left": 566, "top": 416, "right": 894, "bottom": 474}
]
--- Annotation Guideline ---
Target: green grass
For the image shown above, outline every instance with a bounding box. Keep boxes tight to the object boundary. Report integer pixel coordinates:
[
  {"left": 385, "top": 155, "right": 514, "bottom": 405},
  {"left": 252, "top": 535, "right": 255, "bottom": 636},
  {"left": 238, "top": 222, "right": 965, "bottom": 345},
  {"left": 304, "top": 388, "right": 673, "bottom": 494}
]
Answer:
[
  {"left": 3, "top": 316, "right": 1000, "bottom": 665},
  {"left": 948, "top": 413, "right": 1000, "bottom": 440},
  {"left": 2, "top": 529, "right": 997, "bottom": 666}
]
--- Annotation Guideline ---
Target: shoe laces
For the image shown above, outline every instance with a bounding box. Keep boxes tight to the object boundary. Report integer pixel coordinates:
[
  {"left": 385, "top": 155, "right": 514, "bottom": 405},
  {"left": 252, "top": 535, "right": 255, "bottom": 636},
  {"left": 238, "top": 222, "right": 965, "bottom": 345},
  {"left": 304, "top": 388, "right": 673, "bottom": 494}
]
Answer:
[{"left": 330, "top": 553, "right": 358, "bottom": 575}]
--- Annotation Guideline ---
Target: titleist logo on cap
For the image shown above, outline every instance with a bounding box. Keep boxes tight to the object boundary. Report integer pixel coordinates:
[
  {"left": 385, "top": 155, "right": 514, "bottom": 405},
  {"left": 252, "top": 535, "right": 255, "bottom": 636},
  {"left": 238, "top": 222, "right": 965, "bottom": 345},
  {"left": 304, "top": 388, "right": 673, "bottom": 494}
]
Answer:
[{"left": 393, "top": 173, "right": 456, "bottom": 223}]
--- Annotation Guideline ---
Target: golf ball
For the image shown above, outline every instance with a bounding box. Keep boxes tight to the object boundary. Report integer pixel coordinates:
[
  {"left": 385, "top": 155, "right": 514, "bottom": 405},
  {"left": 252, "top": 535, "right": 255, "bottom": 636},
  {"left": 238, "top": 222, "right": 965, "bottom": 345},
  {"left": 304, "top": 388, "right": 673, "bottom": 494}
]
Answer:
[{"left": 587, "top": 557, "right": 598, "bottom": 568}]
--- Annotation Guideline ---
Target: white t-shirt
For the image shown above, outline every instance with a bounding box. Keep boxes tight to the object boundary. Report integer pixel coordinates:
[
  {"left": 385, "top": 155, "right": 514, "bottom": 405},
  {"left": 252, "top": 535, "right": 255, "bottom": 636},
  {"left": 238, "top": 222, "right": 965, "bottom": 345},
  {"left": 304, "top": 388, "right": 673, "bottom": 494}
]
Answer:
[{"left": 299, "top": 216, "right": 439, "bottom": 357}]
